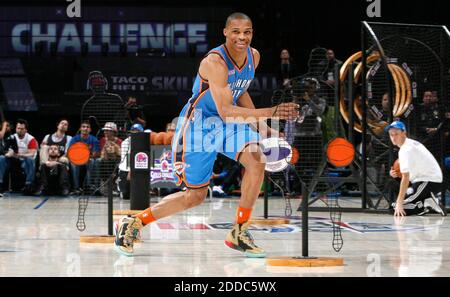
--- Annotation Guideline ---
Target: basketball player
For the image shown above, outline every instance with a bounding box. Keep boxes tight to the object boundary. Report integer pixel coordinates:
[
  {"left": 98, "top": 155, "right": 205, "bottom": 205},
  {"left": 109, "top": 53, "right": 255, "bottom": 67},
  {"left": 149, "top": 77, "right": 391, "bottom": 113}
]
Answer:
[
  {"left": 114, "top": 12, "right": 299, "bottom": 257},
  {"left": 387, "top": 121, "right": 445, "bottom": 217}
]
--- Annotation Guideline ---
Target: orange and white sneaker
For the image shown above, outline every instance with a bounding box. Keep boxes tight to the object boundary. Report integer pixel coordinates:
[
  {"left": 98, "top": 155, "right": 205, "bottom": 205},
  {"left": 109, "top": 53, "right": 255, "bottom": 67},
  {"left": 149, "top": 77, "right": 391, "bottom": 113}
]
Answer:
[{"left": 225, "top": 221, "right": 266, "bottom": 258}]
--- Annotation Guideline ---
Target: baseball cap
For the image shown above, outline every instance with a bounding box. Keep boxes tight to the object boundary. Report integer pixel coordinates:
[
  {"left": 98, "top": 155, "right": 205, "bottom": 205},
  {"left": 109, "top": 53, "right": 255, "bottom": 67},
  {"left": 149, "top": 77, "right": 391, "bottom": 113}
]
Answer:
[
  {"left": 385, "top": 121, "right": 406, "bottom": 132},
  {"left": 130, "top": 123, "right": 144, "bottom": 132}
]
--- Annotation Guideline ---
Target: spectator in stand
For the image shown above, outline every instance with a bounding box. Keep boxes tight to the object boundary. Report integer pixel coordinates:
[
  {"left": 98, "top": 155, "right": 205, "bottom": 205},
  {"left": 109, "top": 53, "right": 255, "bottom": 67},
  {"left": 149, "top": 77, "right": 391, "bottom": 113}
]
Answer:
[
  {"left": 0, "top": 119, "right": 38, "bottom": 195},
  {"left": 99, "top": 122, "right": 122, "bottom": 155},
  {"left": 417, "top": 90, "right": 443, "bottom": 158},
  {"left": 40, "top": 119, "right": 72, "bottom": 166},
  {"left": 323, "top": 49, "right": 342, "bottom": 86},
  {"left": 124, "top": 96, "right": 146, "bottom": 131},
  {"left": 278, "top": 49, "right": 297, "bottom": 89},
  {"left": 69, "top": 121, "right": 100, "bottom": 195},
  {"left": 0, "top": 120, "right": 15, "bottom": 195},
  {"left": 35, "top": 144, "right": 70, "bottom": 196}
]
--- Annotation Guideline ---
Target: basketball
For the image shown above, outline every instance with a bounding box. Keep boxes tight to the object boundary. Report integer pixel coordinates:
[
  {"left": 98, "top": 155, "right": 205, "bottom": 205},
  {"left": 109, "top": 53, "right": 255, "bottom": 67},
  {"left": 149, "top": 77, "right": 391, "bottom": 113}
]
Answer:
[
  {"left": 260, "top": 137, "right": 292, "bottom": 172},
  {"left": 154, "top": 132, "right": 166, "bottom": 145},
  {"left": 67, "top": 142, "right": 90, "bottom": 166},
  {"left": 164, "top": 131, "right": 174, "bottom": 145},
  {"left": 392, "top": 159, "right": 401, "bottom": 176},
  {"left": 326, "top": 137, "right": 355, "bottom": 167},
  {"left": 150, "top": 131, "right": 157, "bottom": 145}
]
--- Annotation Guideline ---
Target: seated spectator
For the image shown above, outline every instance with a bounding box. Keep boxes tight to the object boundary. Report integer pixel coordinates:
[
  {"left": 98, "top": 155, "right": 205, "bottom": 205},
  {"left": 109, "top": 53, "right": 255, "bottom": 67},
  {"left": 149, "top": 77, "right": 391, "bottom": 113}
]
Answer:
[
  {"left": 69, "top": 121, "right": 100, "bottom": 195},
  {"left": 0, "top": 119, "right": 38, "bottom": 195},
  {"left": 99, "top": 122, "right": 122, "bottom": 159},
  {"left": 36, "top": 144, "right": 70, "bottom": 196},
  {"left": 40, "top": 119, "right": 72, "bottom": 165},
  {"left": 101, "top": 140, "right": 121, "bottom": 161},
  {"left": 0, "top": 121, "right": 15, "bottom": 195},
  {"left": 117, "top": 123, "right": 144, "bottom": 200},
  {"left": 0, "top": 120, "right": 11, "bottom": 147},
  {"left": 0, "top": 120, "right": 15, "bottom": 156}
]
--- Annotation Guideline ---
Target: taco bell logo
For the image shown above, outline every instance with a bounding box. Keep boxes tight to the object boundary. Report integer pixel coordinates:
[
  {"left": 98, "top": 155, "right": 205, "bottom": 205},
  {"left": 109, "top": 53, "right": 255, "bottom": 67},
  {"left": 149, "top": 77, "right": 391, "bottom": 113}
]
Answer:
[
  {"left": 161, "top": 160, "right": 169, "bottom": 172},
  {"left": 135, "top": 152, "right": 149, "bottom": 169}
]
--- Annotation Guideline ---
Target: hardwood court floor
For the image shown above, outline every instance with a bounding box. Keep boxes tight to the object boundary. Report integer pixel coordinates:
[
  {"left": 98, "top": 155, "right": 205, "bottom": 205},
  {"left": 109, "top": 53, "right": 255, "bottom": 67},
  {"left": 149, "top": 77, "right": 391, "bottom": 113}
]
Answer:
[{"left": 0, "top": 194, "right": 448, "bottom": 277}]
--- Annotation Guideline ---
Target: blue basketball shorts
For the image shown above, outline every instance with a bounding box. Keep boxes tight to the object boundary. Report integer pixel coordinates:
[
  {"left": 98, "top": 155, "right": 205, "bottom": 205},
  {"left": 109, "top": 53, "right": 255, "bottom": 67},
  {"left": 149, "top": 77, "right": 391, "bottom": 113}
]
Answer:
[{"left": 171, "top": 102, "right": 260, "bottom": 188}]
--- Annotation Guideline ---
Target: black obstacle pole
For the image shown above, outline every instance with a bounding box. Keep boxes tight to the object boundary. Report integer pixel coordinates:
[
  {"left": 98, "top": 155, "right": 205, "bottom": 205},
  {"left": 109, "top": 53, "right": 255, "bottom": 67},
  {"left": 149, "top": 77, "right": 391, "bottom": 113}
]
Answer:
[
  {"left": 108, "top": 177, "right": 113, "bottom": 235},
  {"left": 130, "top": 131, "right": 151, "bottom": 210},
  {"left": 301, "top": 179, "right": 309, "bottom": 258},
  {"left": 348, "top": 62, "right": 355, "bottom": 146},
  {"left": 334, "top": 63, "right": 341, "bottom": 136},
  {"left": 361, "top": 26, "right": 368, "bottom": 210}
]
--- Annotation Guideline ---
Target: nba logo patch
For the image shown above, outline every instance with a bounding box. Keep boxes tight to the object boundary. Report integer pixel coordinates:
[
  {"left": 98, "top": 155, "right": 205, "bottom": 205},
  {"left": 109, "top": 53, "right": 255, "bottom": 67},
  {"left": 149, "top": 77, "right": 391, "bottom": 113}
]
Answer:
[{"left": 228, "top": 70, "right": 235, "bottom": 76}]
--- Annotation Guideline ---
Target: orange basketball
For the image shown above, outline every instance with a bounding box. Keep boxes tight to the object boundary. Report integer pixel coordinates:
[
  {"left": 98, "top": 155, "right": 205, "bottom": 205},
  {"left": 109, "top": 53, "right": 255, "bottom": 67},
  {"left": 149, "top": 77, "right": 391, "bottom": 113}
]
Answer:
[
  {"left": 154, "top": 132, "right": 166, "bottom": 145},
  {"left": 150, "top": 132, "right": 157, "bottom": 145},
  {"left": 164, "top": 131, "right": 174, "bottom": 145},
  {"left": 392, "top": 159, "right": 401, "bottom": 176},
  {"left": 67, "top": 142, "right": 90, "bottom": 166},
  {"left": 326, "top": 137, "right": 355, "bottom": 167},
  {"left": 290, "top": 147, "right": 299, "bottom": 165}
]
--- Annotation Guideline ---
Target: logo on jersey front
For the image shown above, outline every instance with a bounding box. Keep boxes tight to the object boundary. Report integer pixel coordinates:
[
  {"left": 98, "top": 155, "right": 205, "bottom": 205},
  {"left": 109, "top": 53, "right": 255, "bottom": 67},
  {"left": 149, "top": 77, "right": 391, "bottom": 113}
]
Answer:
[
  {"left": 228, "top": 70, "right": 236, "bottom": 76},
  {"left": 228, "top": 79, "right": 253, "bottom": 99}
]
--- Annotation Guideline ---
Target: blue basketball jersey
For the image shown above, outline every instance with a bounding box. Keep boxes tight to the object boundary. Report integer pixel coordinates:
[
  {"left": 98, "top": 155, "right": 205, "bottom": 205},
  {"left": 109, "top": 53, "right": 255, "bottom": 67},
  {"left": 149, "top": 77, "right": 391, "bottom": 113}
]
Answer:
[{"left": 188, "top": 44, "right": 256, "bottom": 117}]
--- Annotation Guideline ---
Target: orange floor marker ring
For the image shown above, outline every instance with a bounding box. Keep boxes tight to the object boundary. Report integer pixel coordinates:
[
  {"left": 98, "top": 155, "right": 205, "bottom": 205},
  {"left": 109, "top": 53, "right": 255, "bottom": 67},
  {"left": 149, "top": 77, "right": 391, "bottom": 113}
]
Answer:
[{"left": 267, "top": 257, "right": 344, "bottom": 267}]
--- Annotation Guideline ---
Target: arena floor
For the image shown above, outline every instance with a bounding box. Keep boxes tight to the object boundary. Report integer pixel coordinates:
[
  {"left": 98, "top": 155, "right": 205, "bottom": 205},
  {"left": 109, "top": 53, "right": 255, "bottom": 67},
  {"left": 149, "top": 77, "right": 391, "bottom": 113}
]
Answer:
[{"left": 0, "top": 194, "right": 449, "bottom": 277}]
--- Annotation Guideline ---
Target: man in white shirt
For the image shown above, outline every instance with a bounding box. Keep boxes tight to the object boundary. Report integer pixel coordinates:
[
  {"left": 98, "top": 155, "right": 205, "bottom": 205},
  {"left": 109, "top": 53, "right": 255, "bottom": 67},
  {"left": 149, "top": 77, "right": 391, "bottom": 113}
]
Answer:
[
  {"left": 0, "top": 119, "right": 38, "bottom": 195},
  {"left": 387, "top": 121, "right": 445, "bottom": 216}
]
